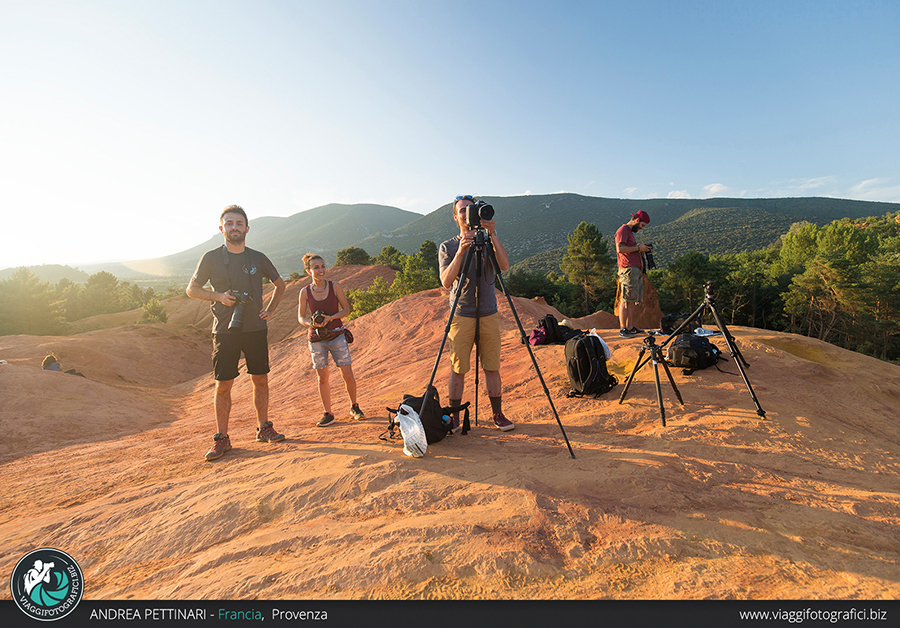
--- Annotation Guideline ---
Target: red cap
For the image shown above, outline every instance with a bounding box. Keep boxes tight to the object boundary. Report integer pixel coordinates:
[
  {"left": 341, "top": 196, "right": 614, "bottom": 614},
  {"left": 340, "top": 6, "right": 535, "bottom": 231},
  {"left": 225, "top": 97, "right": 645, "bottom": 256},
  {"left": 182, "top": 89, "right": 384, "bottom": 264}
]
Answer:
[{"left": 631, "top": 210, "right": 650, "bottom": 224}]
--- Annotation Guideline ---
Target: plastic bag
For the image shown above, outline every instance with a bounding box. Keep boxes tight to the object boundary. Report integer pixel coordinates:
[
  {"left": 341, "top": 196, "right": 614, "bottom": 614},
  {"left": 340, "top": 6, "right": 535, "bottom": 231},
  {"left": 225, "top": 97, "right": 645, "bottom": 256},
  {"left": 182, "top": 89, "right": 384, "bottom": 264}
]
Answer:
[
  {"left": 396, "top": 404, "right": 428, "bottom": 458},
  {"left": 587, "top": 329, "right": 613, "bottom": 360}
]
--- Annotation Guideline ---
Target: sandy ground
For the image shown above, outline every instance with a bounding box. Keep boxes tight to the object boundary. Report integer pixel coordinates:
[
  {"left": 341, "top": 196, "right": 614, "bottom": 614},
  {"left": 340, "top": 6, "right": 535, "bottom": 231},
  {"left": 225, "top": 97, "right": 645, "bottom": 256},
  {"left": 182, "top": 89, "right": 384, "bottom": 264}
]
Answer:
[{"left": 1, "top": 279, "right": 899, "bottom": 600}]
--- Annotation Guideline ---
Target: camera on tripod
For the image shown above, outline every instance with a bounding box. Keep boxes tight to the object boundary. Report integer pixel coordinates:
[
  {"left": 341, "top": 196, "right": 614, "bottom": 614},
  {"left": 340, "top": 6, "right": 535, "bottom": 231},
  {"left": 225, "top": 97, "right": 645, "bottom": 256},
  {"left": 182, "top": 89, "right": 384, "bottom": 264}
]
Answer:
[
  {"left": 465, "top": 200, "right": 495, "bottom": 229},
  {"left": 227, "top": 290, "right": 253, "bottom": 330}
]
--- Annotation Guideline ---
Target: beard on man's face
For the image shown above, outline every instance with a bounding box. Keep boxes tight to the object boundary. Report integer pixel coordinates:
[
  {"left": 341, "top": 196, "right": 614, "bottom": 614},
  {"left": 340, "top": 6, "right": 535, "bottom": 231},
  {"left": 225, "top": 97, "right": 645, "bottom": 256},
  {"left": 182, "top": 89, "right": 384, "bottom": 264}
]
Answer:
[
  {"left": 631, "top": 223, "right": 640, "bottom": 233},
  {"left": 226, "top": 230, "right": 246, "bottom": 244}
]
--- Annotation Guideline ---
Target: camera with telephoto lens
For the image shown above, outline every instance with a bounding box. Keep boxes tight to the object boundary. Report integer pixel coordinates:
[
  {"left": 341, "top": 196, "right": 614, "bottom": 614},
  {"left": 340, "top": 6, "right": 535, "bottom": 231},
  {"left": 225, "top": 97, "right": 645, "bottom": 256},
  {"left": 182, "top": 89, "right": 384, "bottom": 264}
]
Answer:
[
  {"left": 227, "top": 290, "right": 253, "bottom": 330},
  {"left": 642, "top": 243, "right": 656, "bottom": 270},
  {"left": 464, "top": 200, "right": 495, "bottom": 229}
]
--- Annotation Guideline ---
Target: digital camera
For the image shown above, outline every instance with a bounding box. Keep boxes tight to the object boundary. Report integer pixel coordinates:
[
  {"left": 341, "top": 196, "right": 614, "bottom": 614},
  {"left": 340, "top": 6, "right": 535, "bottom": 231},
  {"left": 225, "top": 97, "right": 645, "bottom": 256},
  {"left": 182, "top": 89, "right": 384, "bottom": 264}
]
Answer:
[
  {"left": 642, "top": 243, "right": 657, "bottom": 270},
  {"left": 464, "top": 200, "right": 495, "bottom": 229},
  {"left": 227, "top": 290, "right": 253, "bottom": 331}
]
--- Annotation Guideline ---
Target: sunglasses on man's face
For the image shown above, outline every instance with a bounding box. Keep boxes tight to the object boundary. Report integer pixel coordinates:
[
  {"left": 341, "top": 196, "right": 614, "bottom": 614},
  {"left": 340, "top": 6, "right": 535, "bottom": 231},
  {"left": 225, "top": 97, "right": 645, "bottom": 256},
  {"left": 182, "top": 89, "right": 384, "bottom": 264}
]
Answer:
[{"left": 455, "top": 195, "right": 475, "bottom": 201}]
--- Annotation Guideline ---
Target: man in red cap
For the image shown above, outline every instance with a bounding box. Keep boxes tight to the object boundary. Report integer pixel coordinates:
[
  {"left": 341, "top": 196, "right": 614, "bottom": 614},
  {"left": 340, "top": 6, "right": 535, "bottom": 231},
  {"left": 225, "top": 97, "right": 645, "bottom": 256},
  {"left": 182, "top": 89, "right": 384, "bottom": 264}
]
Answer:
[{"left": 615, "top": 210, "right": 652, "bottom": 338}]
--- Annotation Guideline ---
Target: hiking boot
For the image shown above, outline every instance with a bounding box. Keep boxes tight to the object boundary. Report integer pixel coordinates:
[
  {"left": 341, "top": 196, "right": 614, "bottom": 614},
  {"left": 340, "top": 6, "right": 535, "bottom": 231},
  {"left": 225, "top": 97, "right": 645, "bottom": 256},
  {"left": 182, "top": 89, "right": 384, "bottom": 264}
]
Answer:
[
  {"left": 493, "top": 412, "right": 515, "bottom": 432},
  {"left": 350, "top": 404, "right": 366, "bottom": 420},
  {"left": 205, "top": 433, "right": 232, "bottom": 461},
  {"left": 256, "top": 421, "right": 285, "bottom": 443},
  {"left": 317, "top": 412, "right": 336, "bottom": 427}
]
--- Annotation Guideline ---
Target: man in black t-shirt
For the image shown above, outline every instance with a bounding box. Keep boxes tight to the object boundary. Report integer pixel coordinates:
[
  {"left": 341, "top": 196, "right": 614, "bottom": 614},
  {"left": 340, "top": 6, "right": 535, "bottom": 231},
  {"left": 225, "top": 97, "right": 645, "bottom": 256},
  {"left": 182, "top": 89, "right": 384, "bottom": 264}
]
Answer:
[{"left": 187, "top": 205, "right": 287, "bottom": 461}]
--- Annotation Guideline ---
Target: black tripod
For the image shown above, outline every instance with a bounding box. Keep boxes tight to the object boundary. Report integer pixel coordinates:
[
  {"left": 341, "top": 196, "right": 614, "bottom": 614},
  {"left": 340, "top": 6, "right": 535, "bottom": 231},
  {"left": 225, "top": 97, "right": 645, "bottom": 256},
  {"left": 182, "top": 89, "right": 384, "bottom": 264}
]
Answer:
[
  {"left": 618, "top": 281, "right": 766, "bottom": 425},
  {"left": 421, "top": 227, "right": 576, "bottom": 458}
]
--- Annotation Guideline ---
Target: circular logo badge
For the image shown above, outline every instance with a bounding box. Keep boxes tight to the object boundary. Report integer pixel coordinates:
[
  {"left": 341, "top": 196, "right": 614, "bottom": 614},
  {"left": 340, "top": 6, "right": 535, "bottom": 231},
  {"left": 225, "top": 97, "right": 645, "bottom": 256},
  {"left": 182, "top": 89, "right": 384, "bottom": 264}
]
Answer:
[{"left": 10, "top": 548, "right": 83, "bottom": 621}]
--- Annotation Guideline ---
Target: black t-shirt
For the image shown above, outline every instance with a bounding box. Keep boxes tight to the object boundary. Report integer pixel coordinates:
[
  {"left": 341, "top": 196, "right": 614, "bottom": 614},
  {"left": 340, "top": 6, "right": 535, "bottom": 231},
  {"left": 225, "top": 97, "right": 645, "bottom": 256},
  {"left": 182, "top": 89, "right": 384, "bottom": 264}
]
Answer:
[{"left": 190, "top": 246, "right": 280, "bottom": 334}]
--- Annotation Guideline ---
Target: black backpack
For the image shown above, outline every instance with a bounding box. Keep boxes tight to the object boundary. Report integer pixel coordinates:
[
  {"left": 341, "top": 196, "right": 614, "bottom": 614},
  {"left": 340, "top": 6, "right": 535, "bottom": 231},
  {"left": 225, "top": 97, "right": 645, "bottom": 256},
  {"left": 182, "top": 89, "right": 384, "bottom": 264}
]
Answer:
[
  {"left": 539, "top": 314, "right": 583, "bottom": 345},
  {"left": 382, "top": 387, "right": 470, "bottom": 444},
  {"left": 538, "top": 314, "right": 563, "bottom": 344},
  {"left": 661, "top": 312, "right": 691, "bottom": 334},
  {"left": 565, "top": 335, "right": 618, "bottom": 398},
  {"left": 665, "top": 334, "right": 723, "bottom": 374}
]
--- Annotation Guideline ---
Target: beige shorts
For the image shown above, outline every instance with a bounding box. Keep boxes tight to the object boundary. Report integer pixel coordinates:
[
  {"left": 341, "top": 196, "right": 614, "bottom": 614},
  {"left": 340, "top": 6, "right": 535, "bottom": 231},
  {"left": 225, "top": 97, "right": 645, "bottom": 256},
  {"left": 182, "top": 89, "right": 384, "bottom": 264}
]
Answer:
[
  {"left": 618, "top": 267, "right": 644, "bottom": 303},
  {"left": 448, "top": 313, "right": 501, "bottom": 374}
]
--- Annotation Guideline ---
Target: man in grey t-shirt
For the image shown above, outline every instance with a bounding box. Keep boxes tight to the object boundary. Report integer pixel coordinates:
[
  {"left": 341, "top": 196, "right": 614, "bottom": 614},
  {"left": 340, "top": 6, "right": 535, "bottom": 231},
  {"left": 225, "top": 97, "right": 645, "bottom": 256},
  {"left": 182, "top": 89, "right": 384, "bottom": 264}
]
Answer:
[
  {"left": 187, "top": 205, "right": 287, "bottom": 461},
  {"left": 438, "top": 195, "right": 514, "bottom": 432}
]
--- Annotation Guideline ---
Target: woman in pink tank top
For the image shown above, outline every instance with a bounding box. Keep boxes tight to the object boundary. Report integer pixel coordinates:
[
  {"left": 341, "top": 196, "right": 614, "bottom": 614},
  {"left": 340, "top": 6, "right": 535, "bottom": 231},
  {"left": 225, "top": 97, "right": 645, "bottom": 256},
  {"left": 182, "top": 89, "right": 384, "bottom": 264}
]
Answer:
[{"left": 298, "top": 253, "right": 365, "bottom": 427}]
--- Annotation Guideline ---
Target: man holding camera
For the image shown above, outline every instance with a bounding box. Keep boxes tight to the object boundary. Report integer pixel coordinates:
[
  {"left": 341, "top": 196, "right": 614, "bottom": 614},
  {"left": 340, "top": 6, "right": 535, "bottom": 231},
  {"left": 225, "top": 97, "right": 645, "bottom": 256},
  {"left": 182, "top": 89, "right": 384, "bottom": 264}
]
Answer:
[
  {"left": 615, "top": 210, "right": 652, "bottom": 338},
  {"left": 439, "top": 195, "right": 514, "bottom": 432},
  {"left": 187, "top": 205, "right": 287, "bottom": 461}
]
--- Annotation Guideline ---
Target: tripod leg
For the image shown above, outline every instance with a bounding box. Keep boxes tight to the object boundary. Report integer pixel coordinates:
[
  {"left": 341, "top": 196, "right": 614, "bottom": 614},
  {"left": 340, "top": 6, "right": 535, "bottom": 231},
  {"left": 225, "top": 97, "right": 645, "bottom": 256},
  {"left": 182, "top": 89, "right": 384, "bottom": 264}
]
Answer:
[
  {"left": 485, "top": 239, "right": 576, "bottom": 458},
  {"left": 421, "top": 244, "right": 478, "bottom": 420},
  {"left": 618, "top": 346, "right": 649, "bottom": 404},
  {"left": 651, "top": 353, "right": 666, "bottom": 427},
  {"left": 659, "top": 357, "right": 684, "bottom": 405},
  {"left": 706, "top": 302, "right": 767, "bottom": 419}
]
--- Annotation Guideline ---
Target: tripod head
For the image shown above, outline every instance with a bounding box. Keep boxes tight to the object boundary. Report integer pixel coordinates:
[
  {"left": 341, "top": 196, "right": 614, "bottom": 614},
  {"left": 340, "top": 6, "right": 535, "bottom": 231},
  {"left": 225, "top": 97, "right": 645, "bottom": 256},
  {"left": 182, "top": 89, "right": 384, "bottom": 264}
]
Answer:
[
  {"left": 704, "top": 280, "right": 716, "bottom": 300},
  {"left": 472, "top": 227, "right": 489, "bottom": 250}
]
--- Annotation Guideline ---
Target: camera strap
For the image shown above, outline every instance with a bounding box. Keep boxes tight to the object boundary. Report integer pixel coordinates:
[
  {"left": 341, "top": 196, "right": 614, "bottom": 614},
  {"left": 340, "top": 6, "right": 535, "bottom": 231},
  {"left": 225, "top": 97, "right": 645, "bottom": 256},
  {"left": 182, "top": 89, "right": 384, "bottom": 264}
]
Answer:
[{"left": 222, "top": 246, "right": 252, "bottom": 294}]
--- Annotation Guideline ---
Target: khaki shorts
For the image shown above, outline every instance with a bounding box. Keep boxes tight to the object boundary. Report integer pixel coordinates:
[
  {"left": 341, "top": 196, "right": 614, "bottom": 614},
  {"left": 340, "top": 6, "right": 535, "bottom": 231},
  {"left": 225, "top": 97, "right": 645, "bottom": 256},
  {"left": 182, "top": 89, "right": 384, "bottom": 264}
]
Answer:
[
  {"left": 618, "top": 267, "right": 644, "bottom": 303},
  {"left": 448, "top": 313, "right": 501, "bottom": 374}
]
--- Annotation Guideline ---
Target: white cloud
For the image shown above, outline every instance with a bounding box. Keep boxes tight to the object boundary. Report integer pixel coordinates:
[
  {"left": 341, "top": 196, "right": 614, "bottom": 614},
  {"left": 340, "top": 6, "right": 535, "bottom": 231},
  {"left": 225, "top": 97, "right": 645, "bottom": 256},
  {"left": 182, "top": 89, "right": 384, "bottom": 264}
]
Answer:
[
  {"left": 667, "top": 190, "right": 691, "bottom": 199},
  {"left": 702, "top": 183, "right": 730, "bottom": 198},
  {"left": 847, "top": 178, "right": 900, "bottom": 203},
  {"left": 623, "top": 187, "right": 638, "bottom": 195},
  {"left": 755, "top": 176, "right": 839, "bottom": 198}
]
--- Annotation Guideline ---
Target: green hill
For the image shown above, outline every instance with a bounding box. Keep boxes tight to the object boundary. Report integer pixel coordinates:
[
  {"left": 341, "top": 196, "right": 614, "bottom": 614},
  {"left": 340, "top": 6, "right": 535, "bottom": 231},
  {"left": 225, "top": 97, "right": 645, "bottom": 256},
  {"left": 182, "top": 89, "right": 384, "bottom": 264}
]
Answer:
[
  {"left": 78, "top": 204, "right": 421, "bottom": 280},
  {"left": 9, "top": 194, "right": 898, "bottom": 284}
]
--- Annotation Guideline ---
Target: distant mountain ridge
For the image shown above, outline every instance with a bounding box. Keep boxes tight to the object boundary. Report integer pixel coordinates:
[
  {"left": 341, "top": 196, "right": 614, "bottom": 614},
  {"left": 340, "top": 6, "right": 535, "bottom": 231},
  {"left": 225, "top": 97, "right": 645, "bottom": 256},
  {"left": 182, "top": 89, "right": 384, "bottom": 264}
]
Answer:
[{"left": 5, "top": 195, "right": 899, "bottom": 283}]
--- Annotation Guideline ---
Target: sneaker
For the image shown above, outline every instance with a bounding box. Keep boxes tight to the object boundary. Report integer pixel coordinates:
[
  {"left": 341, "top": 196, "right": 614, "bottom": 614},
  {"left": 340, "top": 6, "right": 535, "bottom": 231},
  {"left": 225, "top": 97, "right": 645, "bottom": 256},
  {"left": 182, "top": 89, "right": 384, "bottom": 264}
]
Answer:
[
  {"left": 256, "top": 421, "right": 285, "bottom": 443},
  {"left": 629, "top": 327, "right": 645, "bottom": 335},
  {"left": 205, "top": 433, "right": 232, "bottom": 461},
  {"left": 619, "top": 328, "right": 634, "bottom": 338},
  {"left": 350, "top": 404, "right": 365, "bottom": 420},
  {"left": 449, "top": 415, "right": 462, "bottom": 434},
  {"left": 493, "top": 412, "right": 515, "bottom": 432},
  {"left": 317, "top": 412, "right": 336, "bottom": 427}
]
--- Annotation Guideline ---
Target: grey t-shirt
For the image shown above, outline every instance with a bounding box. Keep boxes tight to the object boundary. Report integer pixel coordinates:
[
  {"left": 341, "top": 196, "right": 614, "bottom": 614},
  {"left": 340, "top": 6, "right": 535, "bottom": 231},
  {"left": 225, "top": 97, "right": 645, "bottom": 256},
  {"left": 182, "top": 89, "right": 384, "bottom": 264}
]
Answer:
[
  {"left": 190, "top": 246, "right": 280, "bottom": 334},
  {"left": 438, "top": 235, "right": 498, "bottom": 318}
]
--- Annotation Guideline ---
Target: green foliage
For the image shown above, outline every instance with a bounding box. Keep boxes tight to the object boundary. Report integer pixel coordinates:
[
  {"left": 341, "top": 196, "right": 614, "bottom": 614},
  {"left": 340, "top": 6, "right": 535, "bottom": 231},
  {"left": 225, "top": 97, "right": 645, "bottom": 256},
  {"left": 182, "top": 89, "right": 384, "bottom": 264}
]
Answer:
[
  {"left": 138, "top": 297, "right": 169, "bottom": 324},
  {"left": 504, "top": 270, "right": 581, "bottom": 316},
  {"left": 418, "top": 240, "right": 439, "bottom": 273},
  {"left": 288, "top": 272, "right": 302, "bottom": 281},
  {"left": 652, "top": 251, "right": 716, "bottom": 313},
  {"left": 651, "top": 211, "right": 900, "bottom": 362},
  {"left": 0, "top": 268, "right": 65, "bottom": 335},
  {"left": 394, "top": 252, "right": 440, "bottom": 295},
  {"left": 335, "top": 246, "right": 371, "bottom": 266},
  {"left": 346, "top": 276, "right": 394, "bottom": 320},
  {"left": 560, "top": 222, "right": 615, "bottom": 315},
  {"left": 373, "top": 246, "right": 405, "bottom": 270},
  {"left": 345, "top": 251, "right": 440, "bottom": 320}
]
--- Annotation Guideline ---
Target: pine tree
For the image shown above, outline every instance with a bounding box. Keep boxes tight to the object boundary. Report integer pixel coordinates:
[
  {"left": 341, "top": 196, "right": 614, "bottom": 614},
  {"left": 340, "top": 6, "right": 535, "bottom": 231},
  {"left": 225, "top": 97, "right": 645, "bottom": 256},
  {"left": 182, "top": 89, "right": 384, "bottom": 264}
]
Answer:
[{"left": 560, "top": 222, "right": 614, "bottom": 315}]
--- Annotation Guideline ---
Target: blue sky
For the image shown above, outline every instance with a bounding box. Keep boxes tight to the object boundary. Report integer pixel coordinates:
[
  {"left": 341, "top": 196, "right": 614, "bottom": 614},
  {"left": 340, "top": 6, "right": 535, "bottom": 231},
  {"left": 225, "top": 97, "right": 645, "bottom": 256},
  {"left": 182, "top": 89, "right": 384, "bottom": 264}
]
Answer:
[{"left": 2, "top": 0, "right": 898, "bottom": 270}]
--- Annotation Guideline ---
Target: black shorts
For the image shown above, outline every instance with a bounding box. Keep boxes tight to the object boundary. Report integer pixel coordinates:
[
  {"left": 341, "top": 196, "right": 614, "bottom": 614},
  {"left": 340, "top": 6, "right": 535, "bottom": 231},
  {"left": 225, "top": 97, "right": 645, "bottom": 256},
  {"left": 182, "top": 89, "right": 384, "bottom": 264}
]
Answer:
[{"left": 212, "top": 329, "right": 270, "bottom": 381}]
